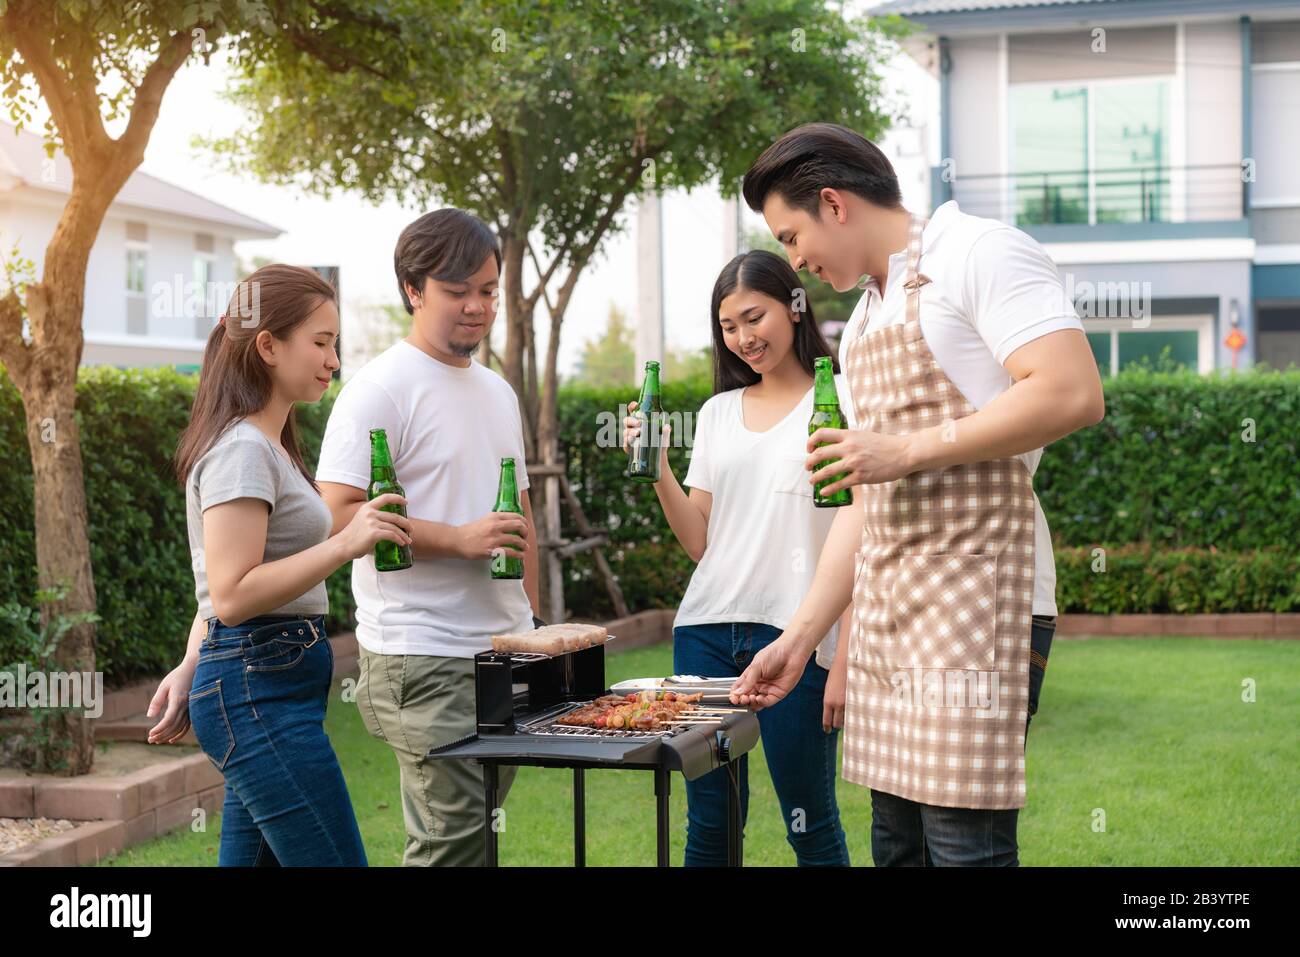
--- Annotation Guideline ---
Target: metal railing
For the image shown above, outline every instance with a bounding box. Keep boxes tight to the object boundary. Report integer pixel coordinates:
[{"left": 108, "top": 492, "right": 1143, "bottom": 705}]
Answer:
[{"left": 940, "top": 164, "right": 1245, "bottom": 225}]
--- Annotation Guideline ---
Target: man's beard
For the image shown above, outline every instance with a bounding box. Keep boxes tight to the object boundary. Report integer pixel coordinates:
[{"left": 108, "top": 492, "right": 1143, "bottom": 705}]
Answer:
[{"left": 447, "top": 323, "right": 485, "bottom": 358}]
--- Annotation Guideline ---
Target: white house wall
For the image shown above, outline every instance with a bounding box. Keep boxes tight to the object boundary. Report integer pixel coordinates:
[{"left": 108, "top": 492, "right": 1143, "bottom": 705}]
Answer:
[
  {"left": 0, "top": 191, "right": 240, "bottom": 366},
  {"left": 947, "top": 36, "right": 1003, "bottom": 186},
  {"left": 1184, "top": 20, "right": 1243, "bottom": 223}
]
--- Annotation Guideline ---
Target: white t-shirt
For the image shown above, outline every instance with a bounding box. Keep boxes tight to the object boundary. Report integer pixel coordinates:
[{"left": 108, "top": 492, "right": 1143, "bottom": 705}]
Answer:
[
  {"left": 315, "top": 340, "right": 534, "bottom": 657},
  {"left": 837, "top": 199, "right": 1081, "bottom": 616},
  {"left": 675, "top": 374, "right": 857, "bottom": 669}
]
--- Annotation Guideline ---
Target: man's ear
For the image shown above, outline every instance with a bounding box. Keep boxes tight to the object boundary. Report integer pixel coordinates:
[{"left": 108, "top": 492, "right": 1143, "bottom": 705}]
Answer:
[{"left": 820, "top": 187, "right": 849, "bottom": 223}]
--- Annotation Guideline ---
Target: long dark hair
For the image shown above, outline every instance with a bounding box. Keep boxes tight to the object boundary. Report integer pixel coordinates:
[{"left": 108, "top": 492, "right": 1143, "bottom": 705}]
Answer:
[
  {"left": 174, "top": 264, "right": 338, "bottom": 491},
  {"left": 709, "top": 249, "right": 840, "bottom": 394}
]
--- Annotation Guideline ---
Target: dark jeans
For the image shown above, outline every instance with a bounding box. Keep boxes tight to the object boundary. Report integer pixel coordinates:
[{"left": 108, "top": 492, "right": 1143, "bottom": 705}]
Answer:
[
  {"left": 673, "top": 622, "right": 850, "bottom": 867},
  {"left": 188, "top": 614, "right": 367, "bottom": 867},
  {"left": 870, "top": 614, "right": 1056, "bottom": 867}
]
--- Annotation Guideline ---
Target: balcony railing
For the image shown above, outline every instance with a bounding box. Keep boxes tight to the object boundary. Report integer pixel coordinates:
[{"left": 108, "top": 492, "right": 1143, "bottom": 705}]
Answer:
[{"left": 938, "top": 164, "right": 1246, "bottom": 227}]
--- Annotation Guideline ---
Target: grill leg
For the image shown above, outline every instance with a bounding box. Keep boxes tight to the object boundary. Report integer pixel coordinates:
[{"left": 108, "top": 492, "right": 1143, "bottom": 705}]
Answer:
[
  {"left": 574, "top": 767, "right": 586, "bottom": 867},
  {"left": 483, "top": 761, "right": 500, "bottom": 867},
  {"left": 726, "top": 760, "right": 743, "bottom": 867},
  {"left": 655, "top": 768, "right": 671, "bottom": 867}
]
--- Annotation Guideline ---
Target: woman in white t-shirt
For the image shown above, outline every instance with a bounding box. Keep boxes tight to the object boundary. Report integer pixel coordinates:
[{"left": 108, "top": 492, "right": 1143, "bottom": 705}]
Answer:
[{"left": 623, "top": 250, "right": 852, "bottom": 867}]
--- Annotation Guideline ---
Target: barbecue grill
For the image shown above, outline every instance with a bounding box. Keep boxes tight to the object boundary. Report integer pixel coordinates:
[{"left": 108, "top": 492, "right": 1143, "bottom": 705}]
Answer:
[{"left": 427, "top": 639, "right": 760, "bottom": 866}]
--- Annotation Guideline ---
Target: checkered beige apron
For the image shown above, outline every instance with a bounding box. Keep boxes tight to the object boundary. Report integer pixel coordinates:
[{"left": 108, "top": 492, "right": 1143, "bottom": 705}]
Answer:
[{"left": 841, "top": 215, "right": 1037, "bottom": 810}]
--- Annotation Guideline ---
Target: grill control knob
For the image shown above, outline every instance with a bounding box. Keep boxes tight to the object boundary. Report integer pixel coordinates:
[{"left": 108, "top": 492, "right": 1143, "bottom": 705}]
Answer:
[{"left": 715, "top": 731, "right": 732, "bottom": 763}]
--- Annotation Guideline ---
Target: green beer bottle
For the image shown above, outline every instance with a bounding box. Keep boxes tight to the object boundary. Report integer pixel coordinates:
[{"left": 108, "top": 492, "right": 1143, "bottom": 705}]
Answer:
[
  {"left": 368, "top": 428, "right": 413, "bottom": 571},
  {"left": 627, "top": 360, "right": 663, "bottom": 484},
  {"left": 809, "top": 356, "right": 852, "bottom": 508},
  {"left": 491, "top": 457, "right": 524, "bottom": 580}
]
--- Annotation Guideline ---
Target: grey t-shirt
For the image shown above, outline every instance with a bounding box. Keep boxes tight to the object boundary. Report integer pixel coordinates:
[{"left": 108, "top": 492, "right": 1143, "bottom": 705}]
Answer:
[{"left": 186, "top": 419, "right": 333, "bottom": 621}]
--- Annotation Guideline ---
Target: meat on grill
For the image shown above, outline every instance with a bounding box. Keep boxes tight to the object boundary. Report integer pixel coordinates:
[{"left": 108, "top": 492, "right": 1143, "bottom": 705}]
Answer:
[{"left": 557, "top": 691, "right": 705, "bottom": 730}]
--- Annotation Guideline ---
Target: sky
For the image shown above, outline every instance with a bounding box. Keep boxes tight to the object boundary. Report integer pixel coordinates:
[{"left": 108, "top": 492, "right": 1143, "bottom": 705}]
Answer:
[{"left": 120, "top": 18, "right": 935, "bottom": 379}]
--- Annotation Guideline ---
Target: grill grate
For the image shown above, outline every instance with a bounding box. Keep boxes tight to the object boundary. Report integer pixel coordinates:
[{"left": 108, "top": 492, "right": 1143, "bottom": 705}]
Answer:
[
  {"left": 515, "top": 700, "right": 701, "bottom": 739},
  {"left": 523, "top": 722, "right": 675, "bottom": 739}
]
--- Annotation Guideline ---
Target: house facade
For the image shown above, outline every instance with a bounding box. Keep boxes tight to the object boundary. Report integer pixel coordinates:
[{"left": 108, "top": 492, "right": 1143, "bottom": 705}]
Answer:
[
  {"left": 0, "top": 122, "right": 282, "bottom": 370},
  {"left": 875, "top": 0, "right": 1300, "bottom": 373}
]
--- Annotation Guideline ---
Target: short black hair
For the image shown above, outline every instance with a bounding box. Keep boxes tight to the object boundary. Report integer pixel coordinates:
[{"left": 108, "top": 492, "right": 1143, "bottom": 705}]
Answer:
[
  {"left": 742, "top": 122, "right": 902, "bottom": 217},
  {"left": 394, "top": 208, "right": 501, "bottom": 314}
]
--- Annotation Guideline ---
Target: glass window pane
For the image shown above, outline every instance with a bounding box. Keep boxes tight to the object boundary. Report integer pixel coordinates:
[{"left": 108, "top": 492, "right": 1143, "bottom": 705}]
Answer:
[
  {"left": 126, "top": 249, "right": 146, "bottom": 294},
  {"left": 1094, "top": 80, "right": 1171, "bottom": 223},
  {"left": 1012, "top": 85, "right": 1088, "bottom": 225},
  {"left": 1117, "top": 330, "right": 1198, "bottom": 372},
  {"left": 1086, "top": 331, "right": 1112, "bottom": 376},
  {"left": 193, "top": 257, "right": 213, "bottom": 320}
]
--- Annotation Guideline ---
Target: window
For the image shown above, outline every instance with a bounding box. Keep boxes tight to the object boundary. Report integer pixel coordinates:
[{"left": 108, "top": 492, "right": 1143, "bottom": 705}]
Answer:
[
  {"left": 125, "top": 226, "right": 149, "bottom": 336},
  {"left": 1257, "top": 306, "right": 1300, "bottom": 371},
  {"left": 1011, "top": 77, "right": 1172, "bottom": 225},
  {"left": 193, "top": 254, "right": 215, "bottom": 340},
  {"left": 126, "top": 248, "right": 147, "bottom": 294},
  {"left": 1012, "top": 85, "right": 1089, "bottom": 225},
  {"left": 1093, "top": 80, "right": 1170, "bottom": 223},
  {"left": 1085, "top": 315, "right": 1213, "bottom": 376}
]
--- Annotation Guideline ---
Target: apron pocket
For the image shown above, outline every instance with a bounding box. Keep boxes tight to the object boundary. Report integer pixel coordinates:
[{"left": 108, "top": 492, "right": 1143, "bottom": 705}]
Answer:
[{"left": 890, "top": 551, "right": 998, "bottom": 672}]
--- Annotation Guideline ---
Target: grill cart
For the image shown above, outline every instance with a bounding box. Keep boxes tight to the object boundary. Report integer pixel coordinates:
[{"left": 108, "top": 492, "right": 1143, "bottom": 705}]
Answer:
[{"left": 428, "top": 640, "right": 759, "bottom": 866}]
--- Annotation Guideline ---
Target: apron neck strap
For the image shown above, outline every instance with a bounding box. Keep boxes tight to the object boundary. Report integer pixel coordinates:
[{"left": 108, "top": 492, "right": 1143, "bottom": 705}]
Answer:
[{"left": 904, "top": 214, "right": 928, "bottom": 326}]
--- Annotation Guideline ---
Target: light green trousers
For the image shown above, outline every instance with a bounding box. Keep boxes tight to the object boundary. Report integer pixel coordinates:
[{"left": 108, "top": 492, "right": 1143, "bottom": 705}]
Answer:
[{"left": 356, "top": 645, "right": 517, "bottom": 866}]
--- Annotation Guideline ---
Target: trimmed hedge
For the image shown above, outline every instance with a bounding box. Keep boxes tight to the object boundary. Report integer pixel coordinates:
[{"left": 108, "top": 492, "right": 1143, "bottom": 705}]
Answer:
[
  {"left": 0, "top": 365, "right": 1296, "bottom": 684},
  {"left": 1053, "top": 545, "right": 1300, "bottom": 614},
  {"left": 1034, "top": 367, "right": 1300, "bottom": 549}
]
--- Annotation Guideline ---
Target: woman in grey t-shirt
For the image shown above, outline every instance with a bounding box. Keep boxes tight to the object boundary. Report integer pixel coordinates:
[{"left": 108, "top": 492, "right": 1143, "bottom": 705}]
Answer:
[{"left": 146, "top": 264, "right": 413, "bottom": 867}]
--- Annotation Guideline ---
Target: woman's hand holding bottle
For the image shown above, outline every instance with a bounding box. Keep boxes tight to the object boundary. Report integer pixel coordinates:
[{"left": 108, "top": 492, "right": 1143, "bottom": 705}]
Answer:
[
  {"left": 623, "top": 398, "right": 672, "bottom": 480},
  {"left": 337, "top": 493, "right": 414, "bottom": 560}
]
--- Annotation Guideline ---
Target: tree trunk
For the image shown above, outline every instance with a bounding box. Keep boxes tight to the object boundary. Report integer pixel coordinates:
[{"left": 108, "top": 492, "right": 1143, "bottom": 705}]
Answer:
[
  {"left": 499, "top": 232, "right": 535, "bottom": 459},
  {"left": 2, "top": 263, "right": 101, "bottom": 774},
  {"left": 24, "top": 365, "right": 98, "bottom": 773}
]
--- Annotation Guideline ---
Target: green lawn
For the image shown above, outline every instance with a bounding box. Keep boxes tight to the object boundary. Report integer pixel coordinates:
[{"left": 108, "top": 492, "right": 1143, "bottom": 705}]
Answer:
[{"left": 99, "top": 637, "right": 1300, "bottom": 866}]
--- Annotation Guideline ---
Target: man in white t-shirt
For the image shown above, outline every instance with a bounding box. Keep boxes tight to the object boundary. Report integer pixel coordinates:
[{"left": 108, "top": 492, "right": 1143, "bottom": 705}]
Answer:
[
  {"left": 730, "top": 123, "right": 1105, "bottom": 867},
  {"left": 317, "top": 208, "right": 539, "bottom": 867}
]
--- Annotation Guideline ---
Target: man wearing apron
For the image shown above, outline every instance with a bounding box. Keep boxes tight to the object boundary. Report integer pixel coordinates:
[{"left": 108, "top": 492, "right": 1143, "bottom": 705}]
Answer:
[{"left": 731, "top": 123, "right": 1105, "bottom": 866}]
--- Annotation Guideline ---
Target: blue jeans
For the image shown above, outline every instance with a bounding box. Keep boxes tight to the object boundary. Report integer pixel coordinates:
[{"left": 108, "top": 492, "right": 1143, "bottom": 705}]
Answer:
[
  {"left": 188, "top": 614, "right": 367, "bottom": 867},
  {"left": 673, "top": 622, "right": 850, "bottom": 867},
  {"left": 869, "top": 615, "right": 1057, "bottom": 867}
]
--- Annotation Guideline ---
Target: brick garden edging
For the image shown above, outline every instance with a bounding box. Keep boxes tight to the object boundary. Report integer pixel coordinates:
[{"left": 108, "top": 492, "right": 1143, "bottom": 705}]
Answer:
[
  {"left": 1057, "top": 613, "right": 1300, "bottom": 638},
  {"left": 0, "top": 754, "right": 225, "bottom": 866}
]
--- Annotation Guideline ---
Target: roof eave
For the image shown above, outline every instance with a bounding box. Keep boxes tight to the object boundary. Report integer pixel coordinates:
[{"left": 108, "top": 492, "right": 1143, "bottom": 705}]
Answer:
[
  {"left": 894, "top": 0, "right": 1300, "bottom": 37},
  {"left": 10, "top": 181, "right": 283, "bottom": 239}
]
